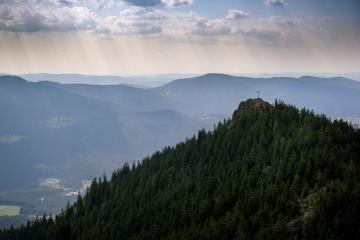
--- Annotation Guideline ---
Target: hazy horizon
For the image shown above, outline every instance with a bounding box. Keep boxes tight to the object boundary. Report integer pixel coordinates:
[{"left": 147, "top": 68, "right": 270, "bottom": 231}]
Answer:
[
  {"left": 2, "top": 72, "right": 360, "bottom": 81},
  {"left": 2, "top": 72, "right": 360, "bottom": 88}
]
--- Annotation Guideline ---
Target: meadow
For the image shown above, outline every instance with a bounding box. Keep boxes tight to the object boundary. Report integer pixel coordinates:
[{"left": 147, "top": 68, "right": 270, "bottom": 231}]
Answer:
[{"left": 0, "top": 205, "right": 20, "bottom": 217}]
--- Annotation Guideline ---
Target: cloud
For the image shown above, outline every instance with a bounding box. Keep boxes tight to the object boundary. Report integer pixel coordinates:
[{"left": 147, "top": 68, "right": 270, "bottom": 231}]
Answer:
[
  {"left": 240, "top": 28, "right": 282, "bottom": 44},
  {"left": 191, "top": 18, "right": 231, "bottom": 36},
  {"left": 226, "top": 9, "right": 248, "bottom": 20},
  {"left": 268, "top": 15, "right": 295, "bottom": 28},
  {"left": 51, "top": 0, "right": 76, "bottom": 6},
  {"left": 0, "top": 0, "right": 342, "bottom": 48},
  {"left": 97, "top": 7, "right": 166, "bottom": 35},
  {"left": 265, "top": 0, "right": 287, "bottom": 6},
  {"left": 162, "top": 0, "right": 194, "bottom": 7},
  {"left": 122, "top": 0, "right": 193, "bottom": 7},
  {"left": 0, "top": 135, "right": 28, "bottom": 144},
  {"left": 122, "top": 0, "right": 161, "bottom": 7},
  {"left": 91, "top": 7, "right": 231, "bottom": 36},
  {"left": 0, "top": 3, "right": 97, "bottom": 32},
  {"left": 160, "top": 12, "right": 232, "bottom": 37},
  {"left": 45, "top": 117, "right": 80, "bottom": 129}
]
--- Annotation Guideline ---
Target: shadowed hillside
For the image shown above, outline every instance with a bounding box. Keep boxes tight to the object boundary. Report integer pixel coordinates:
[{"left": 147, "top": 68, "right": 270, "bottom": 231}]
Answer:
[{"left": 0, "top": 76, "right": 217, "bottom": 191}]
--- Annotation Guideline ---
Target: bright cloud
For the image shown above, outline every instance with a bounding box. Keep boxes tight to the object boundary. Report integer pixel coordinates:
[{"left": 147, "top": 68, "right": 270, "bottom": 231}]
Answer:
[
  {"left": 0, "top": 3, "right": 97, "bottom": 32},
  {"left": 0, "top": 0, "right": 352, "bottom": 47},
  {"left": 0, "top": 0, "right": 301, "bottom": 44}
]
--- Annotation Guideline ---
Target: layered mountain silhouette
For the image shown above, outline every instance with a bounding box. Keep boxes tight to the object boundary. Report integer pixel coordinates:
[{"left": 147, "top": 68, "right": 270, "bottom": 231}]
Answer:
[
  {"left": 0, "top": 76, "right": 217, "bottom": 191},
  {"left": 154, "top": 73, "right": 360, "bottom": 117},
  {"left": 1, "top": 73, "right": 360, "bottom": 192}
]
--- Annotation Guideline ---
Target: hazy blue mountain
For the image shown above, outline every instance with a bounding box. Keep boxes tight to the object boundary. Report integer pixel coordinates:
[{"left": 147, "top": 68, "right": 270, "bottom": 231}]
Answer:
[
  {"left": 38, "top": 81, "right": 173, "bottom": 113},
  {"left": 154, "top": 73, "right": 360, "bottom": 119},
  {"left": 21, "top": 74, "right": 132, "bottom": 86},
  {"left": 20, "top": 73, "right": 198, "bottom": 88},
  {"left": 117, "top": 109, "right": 221, "bottom": 158},
  {"left": 0, "top": 76, "right": 127, "bottom": 190},
  {"left": 0, "top": 76, "right": 215, "bottom": 192}
]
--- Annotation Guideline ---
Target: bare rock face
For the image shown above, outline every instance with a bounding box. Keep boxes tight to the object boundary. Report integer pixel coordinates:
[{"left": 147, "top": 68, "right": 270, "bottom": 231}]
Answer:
[
  {"left": 299, "top": 192, "right": 320, "bottom": 222},
  {"left": 232, "top": 98, "right": 272, "bottom": 118}
]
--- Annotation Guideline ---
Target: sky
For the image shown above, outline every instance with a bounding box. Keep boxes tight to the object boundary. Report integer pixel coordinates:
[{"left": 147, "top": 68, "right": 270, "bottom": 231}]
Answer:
[{"left": 0, "top": 0, "right": 359, "bottom": 75}]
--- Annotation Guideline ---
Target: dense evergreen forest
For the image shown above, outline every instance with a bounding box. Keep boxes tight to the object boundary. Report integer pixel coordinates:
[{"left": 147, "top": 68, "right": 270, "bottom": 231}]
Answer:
[{"left": 1, "top": 98, "right": 360, "bottom": 240}]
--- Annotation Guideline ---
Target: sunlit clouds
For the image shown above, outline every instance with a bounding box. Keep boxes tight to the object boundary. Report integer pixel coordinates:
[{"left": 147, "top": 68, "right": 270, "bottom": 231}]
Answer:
[{"left": 0, "top": 0, "right": 359, "bottom": 75}]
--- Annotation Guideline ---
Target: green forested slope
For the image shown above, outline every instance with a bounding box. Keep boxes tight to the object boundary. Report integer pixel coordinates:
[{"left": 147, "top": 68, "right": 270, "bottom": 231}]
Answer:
[{"left": 1, "top": 99, "right": 360, "bottom": 240}]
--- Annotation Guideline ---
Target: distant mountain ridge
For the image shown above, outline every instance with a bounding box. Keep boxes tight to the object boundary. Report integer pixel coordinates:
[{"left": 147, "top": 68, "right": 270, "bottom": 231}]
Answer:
[
  {"left": 18, "top": 73, "right": 198, "bottom": 87},
  {"left": 0, "top": 75, "right": 218, "bottom": 191},
  {"left": 154, "top": 73, "right": 360, "bottom": 117},
  {"left": 38, "top": 81, "right": 173, "bottom": 113}
]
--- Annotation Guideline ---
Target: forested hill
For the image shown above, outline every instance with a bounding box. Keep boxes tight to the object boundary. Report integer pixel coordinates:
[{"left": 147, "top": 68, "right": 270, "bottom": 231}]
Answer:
[{"left": 1, "top": 99, "right": 360, "bottom": 240}]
